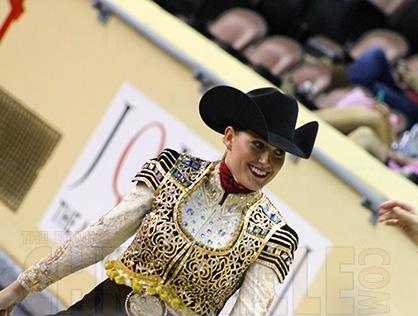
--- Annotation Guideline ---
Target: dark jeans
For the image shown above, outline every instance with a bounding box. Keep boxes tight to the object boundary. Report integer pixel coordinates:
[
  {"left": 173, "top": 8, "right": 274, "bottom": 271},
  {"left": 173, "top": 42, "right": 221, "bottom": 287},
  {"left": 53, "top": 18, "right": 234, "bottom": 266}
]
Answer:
[
  {"left": 348, "top": 46, "right": 418, "bottom": 128},
  {"left": 51, "top": 279, "right": 131, "bottom": 316}
]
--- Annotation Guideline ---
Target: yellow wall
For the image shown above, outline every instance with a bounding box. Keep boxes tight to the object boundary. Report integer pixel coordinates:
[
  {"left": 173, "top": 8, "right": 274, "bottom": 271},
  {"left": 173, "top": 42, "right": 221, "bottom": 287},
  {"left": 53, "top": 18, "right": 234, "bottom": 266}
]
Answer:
[{"left": 0, "top": 0, "right": 417, "bottom": 314}]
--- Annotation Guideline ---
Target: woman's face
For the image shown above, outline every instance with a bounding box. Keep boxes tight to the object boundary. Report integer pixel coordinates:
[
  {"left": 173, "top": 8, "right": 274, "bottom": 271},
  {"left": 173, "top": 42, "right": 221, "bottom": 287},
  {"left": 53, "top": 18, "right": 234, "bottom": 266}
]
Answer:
[{"left": 224, "top": 126, "right": 285, "bottom": 191}]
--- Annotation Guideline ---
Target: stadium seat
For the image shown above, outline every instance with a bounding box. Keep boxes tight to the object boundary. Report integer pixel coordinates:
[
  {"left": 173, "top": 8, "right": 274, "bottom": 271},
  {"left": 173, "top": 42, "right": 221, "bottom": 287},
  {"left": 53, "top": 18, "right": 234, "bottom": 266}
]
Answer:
[
  {"left": 244, "top": 35, "right": 303, "bottom": 82},
  {"left": 349, "top": 28, "right": 410, "bottom": 65},
  {"left": 314, "top": 86, "right": 372, "bottom": 109},
  {"left": 284, "top": 61, "right": 332, "bottom": 100},
  {"left": 206, "top": 8, "right": 268, "bottom": 53}
]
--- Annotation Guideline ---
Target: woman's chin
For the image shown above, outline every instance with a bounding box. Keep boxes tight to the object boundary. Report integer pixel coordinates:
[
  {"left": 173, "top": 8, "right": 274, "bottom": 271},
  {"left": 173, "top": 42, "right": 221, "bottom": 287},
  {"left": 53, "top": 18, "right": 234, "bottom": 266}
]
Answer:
[{"left": 244, "top": 179, "right": 266, "bottom": 191}]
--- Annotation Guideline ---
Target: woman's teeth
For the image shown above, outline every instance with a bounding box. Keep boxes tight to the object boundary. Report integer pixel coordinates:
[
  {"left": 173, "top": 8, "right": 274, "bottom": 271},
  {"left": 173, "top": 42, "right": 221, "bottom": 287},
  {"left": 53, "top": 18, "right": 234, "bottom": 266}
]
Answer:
[{"left": 249, "top": 166, "right": 267, "bottom": 176}]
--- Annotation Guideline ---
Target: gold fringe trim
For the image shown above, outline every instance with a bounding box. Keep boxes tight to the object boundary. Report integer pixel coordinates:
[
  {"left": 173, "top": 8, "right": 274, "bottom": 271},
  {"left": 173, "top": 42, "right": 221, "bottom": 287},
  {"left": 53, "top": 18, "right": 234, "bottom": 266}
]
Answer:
[{"left": 104, "top": 260, "right": 197, "bottom": 316}]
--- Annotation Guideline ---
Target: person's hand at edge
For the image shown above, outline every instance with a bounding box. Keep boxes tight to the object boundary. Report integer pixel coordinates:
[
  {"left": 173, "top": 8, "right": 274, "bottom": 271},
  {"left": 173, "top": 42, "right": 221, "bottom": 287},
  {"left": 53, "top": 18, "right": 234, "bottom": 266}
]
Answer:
[{"left": 379, "top": 199, "right": 418, "bottom": 246}]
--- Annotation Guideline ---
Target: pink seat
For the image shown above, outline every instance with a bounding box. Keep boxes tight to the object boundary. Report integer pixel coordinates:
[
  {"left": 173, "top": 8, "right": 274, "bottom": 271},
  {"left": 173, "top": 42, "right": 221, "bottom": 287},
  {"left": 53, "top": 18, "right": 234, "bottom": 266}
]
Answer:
[
  {"left": 305, "top": 35, "right": 347, "bottom": 63},
  {"left": 244, "top": 35, "right": 303, "bottom": 77},
  {"left": 207, "top": 8, "right": 268, "bottom": 52},
  {"left": 284, "top": 62, "right": 332, "bottom": 100},
  {"left": 349, "top": 28, "right": 410, "bottom": 65},
  {"left": 314, "top": 86, "right": 372, "bottom": 109}
]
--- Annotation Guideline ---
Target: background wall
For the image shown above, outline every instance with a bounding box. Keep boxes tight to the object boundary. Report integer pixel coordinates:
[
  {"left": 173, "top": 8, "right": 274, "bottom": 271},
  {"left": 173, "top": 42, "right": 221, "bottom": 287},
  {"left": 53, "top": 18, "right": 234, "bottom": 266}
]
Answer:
[{"left": 0, "top": 0, "right": 417, "bottom": 315}]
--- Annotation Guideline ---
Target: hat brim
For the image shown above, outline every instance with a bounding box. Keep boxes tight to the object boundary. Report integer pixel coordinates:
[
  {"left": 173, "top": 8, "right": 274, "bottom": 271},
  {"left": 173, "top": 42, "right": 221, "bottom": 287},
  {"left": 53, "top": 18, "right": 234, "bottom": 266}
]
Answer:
[
  {"left": 199, "top": 86, "right": 318, "bottom": 158},
  {"left": 267, "top": 121, "right": 318, "bottom": 158}
]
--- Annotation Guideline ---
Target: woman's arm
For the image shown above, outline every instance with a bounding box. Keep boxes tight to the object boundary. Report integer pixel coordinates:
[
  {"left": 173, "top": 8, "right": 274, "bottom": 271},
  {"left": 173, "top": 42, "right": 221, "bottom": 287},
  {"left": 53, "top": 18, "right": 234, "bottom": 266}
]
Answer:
[
  {"left": 18, "top": 182, "right": 154, "bottom": 292},
  {"left": 0, "top": 183, "right": 153, "bottom": 315},
  {"left": 229, "top": 262, "right": 279, "bottom": 316}
]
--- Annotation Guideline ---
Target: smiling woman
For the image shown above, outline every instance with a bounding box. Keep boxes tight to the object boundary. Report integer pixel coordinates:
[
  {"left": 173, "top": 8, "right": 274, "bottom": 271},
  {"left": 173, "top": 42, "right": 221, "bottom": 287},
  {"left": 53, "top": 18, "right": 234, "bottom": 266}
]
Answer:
[
  {"left": 0, "top": 85, "right": 318, "bottom": 316},
  {"left": 223, "top": 127, "right": 286, "bottom": 191}
]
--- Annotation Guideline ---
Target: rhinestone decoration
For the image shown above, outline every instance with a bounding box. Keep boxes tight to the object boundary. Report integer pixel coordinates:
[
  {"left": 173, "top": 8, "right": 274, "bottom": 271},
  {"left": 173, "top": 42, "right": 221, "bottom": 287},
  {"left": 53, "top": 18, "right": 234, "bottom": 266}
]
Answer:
[
  {"left": 260, "top": 201, "right": 282, "bottom": 224},
  {"left": 142, "top": 162, "right": 163, "bottom": 181},
  {"left": 180, "top": 184, "right": 243, "bottom": 248},
  {"left": 173, "top": 169, "right": 192, "bottom": 187},
  {"left": 182, "top": 157, "right": 210, "bottom": 170}
]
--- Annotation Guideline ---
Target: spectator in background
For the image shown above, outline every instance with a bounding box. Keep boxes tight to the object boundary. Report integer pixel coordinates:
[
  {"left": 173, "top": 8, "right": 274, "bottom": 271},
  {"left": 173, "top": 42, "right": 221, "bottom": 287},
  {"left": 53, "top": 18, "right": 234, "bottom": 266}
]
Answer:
[
  {"left": 283, "top": 46, "right": 418, "bottom": 184},
  {"left": 379, "top": 200, "right": 418, "bottom": 246},
  {"left": 314, "top": 93, "right": 418, "bottom": 184},
  {"left": 331, "top": 46, "right": 418, "bottom": 129}
]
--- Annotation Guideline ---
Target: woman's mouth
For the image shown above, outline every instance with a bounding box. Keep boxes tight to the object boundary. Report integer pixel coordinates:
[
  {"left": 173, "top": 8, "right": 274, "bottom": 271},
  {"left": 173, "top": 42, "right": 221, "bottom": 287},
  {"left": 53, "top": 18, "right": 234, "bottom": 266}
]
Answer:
[{"left": 249, "top": 165, "right": 269, "bottom": 178}]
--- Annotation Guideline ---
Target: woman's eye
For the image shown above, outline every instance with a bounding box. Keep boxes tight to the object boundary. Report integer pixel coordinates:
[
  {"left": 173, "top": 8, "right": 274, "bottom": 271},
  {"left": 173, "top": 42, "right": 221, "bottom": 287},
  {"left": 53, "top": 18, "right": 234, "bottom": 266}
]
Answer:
[{"left": 274, "top": 149, "right": 285, "bottom": 157}]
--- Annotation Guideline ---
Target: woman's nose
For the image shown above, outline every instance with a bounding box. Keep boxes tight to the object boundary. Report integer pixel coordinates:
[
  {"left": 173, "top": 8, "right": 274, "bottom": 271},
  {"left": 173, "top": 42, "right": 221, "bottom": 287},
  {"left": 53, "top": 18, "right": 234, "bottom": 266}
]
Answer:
[{"left": 258, "top": 151, "right": 270, "bottom": 164}]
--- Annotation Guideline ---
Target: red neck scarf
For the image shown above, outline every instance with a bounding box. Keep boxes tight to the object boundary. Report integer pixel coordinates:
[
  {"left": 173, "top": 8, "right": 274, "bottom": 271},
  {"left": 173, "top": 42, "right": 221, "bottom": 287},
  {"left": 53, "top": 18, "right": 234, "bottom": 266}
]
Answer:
[{"left": 219, "top": 161, "right": 253, "bottom": 194}]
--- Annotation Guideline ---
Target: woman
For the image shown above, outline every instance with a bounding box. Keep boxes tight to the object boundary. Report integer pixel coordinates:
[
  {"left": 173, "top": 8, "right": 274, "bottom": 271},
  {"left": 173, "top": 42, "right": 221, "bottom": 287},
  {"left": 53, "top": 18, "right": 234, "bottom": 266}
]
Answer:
[{"left": 0, "top": 85, "right": 318, "bottom": 316}]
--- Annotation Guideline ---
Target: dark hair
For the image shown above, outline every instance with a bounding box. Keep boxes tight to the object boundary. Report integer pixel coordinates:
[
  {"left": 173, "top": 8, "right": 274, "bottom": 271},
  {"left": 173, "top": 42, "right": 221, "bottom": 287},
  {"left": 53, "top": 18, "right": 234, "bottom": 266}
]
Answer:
[{"left": 230, "top": 125, "right": 246, "bottom": 133}]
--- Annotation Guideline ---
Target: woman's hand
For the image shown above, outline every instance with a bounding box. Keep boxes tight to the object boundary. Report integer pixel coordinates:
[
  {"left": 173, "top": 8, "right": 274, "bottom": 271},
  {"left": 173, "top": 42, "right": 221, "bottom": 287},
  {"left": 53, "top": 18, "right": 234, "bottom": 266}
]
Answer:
[
  {"left": 379, "top": 200, "right": 418, "bottom": 246},
  {"left": 0, "top": 280, "right": 29, "bottom": 316}
]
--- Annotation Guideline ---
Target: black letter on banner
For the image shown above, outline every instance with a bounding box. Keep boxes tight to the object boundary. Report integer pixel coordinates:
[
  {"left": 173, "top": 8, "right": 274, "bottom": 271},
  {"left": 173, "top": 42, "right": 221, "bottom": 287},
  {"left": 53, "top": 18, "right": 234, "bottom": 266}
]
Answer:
[{"left": 68, "top": 102, "right": 133, "bottom": 189}]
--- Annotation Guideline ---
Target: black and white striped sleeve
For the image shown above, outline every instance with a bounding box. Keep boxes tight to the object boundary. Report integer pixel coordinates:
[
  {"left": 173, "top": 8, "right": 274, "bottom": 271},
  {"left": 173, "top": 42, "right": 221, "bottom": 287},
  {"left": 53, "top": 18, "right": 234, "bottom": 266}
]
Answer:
[
  {"left": 132, "top": 148, "right": 179, "bottom": 191},
  {"left": 256, "top": 224, "right": 299, "bottom": 283}
]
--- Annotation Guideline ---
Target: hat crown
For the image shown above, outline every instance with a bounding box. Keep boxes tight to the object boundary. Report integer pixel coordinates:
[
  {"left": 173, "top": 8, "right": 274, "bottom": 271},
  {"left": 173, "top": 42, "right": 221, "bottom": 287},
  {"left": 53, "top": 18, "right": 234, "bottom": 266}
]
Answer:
[{"left": 247, "top": 87, "right": 298, "bottom": 141}]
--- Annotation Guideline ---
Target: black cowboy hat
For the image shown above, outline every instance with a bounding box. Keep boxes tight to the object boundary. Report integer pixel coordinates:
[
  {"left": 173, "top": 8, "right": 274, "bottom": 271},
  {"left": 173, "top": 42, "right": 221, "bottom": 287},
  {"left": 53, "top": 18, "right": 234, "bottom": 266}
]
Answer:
[{"left": 199, "top": 85, "right": 319, "bottom": 159}]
